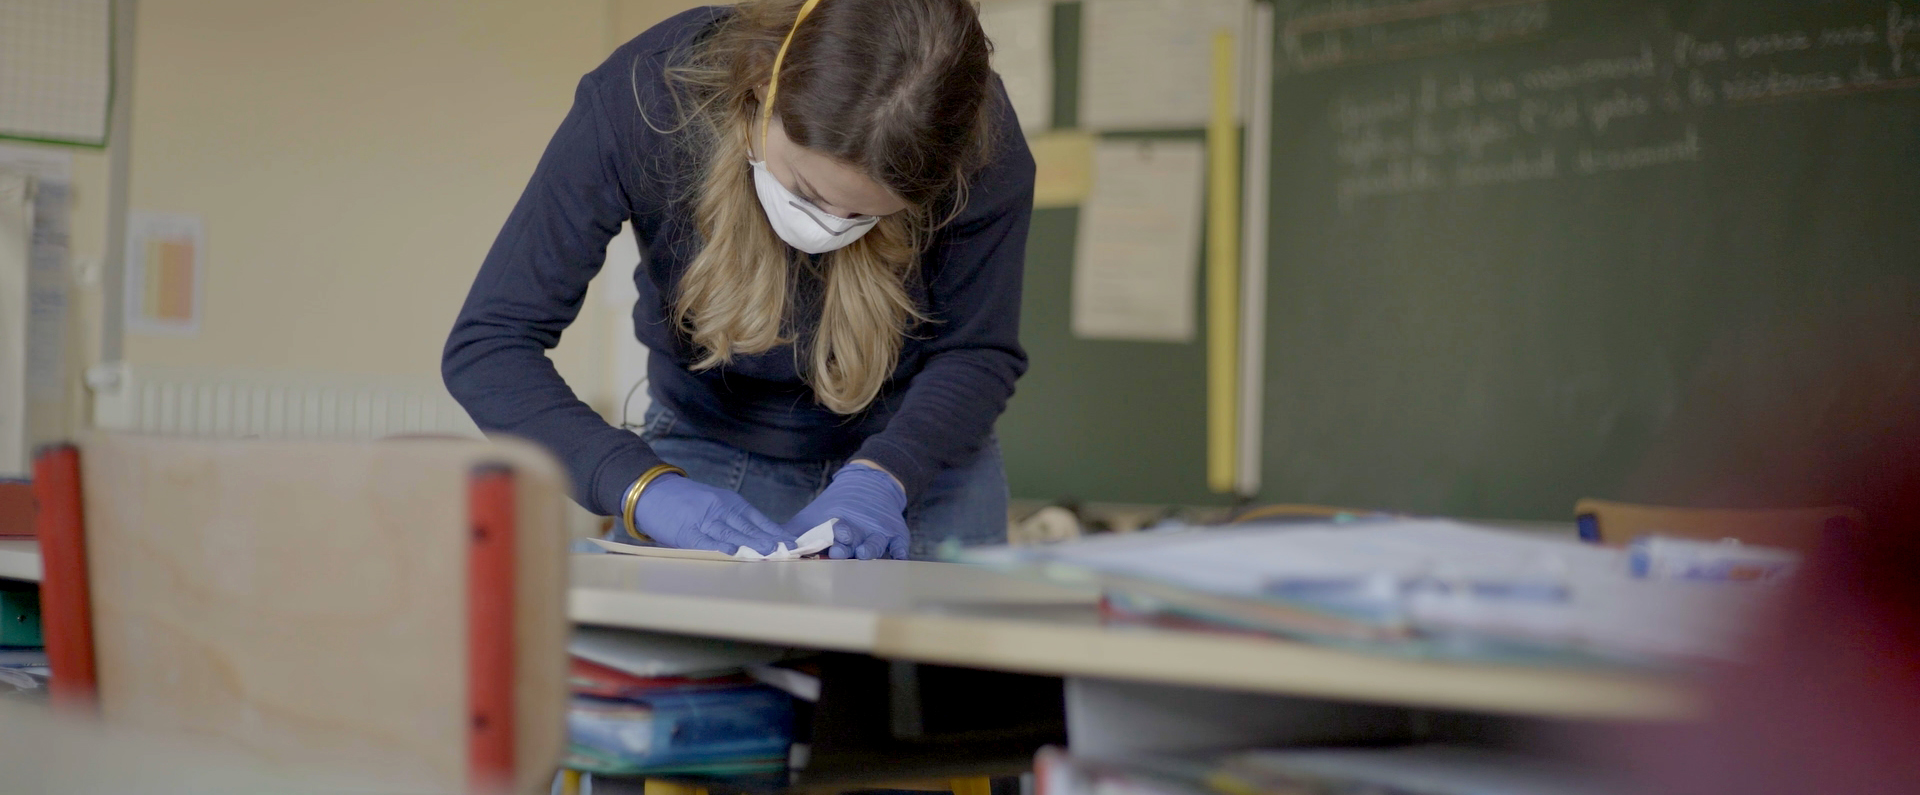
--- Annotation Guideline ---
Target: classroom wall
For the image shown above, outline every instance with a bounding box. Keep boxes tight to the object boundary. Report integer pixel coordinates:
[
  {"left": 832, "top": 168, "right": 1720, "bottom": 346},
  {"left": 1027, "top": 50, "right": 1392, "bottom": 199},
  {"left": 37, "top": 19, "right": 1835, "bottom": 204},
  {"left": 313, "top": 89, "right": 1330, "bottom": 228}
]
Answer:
[
  {"left": 611, "top": 0, "right": 706, "bottom": 45},
  {"left": 115, "top": 0, "right": 618, "bottom": 409}
]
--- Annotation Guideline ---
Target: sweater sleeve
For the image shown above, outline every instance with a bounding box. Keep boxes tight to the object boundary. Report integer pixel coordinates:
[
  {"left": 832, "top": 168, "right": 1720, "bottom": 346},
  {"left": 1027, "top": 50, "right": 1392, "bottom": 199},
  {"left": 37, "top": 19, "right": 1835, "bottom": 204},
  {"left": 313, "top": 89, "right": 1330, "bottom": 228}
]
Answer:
[
  {"left": 442, "top": 74, "right": 665, "bottom": 516},
  {"left": 851, "top": 98, "right": 1035, "bottom": 499}
]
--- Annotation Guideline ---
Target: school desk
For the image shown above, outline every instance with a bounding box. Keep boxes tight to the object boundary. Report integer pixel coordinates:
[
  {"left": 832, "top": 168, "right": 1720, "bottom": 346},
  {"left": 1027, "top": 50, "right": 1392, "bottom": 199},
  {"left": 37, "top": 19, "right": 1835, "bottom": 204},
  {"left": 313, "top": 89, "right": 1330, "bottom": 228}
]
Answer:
[{"left": 6, "top": 539, "right": 1694, "bottom": 772}]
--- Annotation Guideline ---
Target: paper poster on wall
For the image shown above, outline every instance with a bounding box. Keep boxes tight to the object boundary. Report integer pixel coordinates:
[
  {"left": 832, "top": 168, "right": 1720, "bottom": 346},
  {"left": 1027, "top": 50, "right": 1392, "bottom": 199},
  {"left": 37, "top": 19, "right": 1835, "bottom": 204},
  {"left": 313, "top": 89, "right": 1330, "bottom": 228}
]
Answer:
[
  {"left": 1071, "top": 138, "right": 1205, "bottom": 342},
  {"left": 0, "top": 0, "right": 113, "bottom": 146},
  {"left": 0, "top": 172, "right": 32, "bottom": 475},
  {"left": 1, "top": 144, "right": 73, "bottom": 404},
  {"left": 1079, "top": 0, "right": 1248, "bottom": 130},
  {"left": 0, "top": 144, "right": 73, "bottom": 183},
  {"left": 978, "top": 0, "right": 1054, "bottom": 133},
  {"left": 1029, "top": 130, "right": 1095, "bottom": 208},
  {"left": 125, "top": 211, "right": 205, "bottom": 336}
]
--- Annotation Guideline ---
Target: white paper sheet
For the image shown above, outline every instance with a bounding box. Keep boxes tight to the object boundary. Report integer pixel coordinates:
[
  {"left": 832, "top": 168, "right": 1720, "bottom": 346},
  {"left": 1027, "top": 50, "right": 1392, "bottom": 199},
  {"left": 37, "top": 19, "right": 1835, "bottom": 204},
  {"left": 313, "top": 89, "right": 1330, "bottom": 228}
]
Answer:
[
  {"left": 978, "top": 0, "right": 1054, "bottom": 133},
  {"left": 0, "top": 172, "right": 32, "bottom": 477},
  {"left": 587, "top": 519, "right": 837, "bottom": 562},
  {"left": 570, "top": 627, "right": 789, "bottom": 677},
  {"left": 125, "top": 211, "right": 205, "bottom": 337},
  {"left": 733, "top": 519, "right": 837, "bottom": 560},
  {"left": 0, "top": 153, "right": 64, "bottom": 480},
  {"left": 1234, "top": 745, "right": 1612, "bottom": 795},
  {"left": 0, "top": 145, "right": 73, "bottom": 183},
  {"left": 1080, "top": 0, "right": 1248, "bottom": 130},
  {"left": 1071, "top": 138, "right": 1205, "bottom": 342},
  {"left": 3, "top": 148, "right": 72, "bottom": 407}
]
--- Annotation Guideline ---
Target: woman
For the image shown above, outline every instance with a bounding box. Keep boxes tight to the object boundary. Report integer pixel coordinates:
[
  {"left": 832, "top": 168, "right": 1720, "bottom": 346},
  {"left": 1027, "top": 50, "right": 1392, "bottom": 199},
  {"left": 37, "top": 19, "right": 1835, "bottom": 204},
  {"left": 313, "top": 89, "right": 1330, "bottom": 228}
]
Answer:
[{"left": 443, "top": 0, "right": 1033, "bottom": 560}]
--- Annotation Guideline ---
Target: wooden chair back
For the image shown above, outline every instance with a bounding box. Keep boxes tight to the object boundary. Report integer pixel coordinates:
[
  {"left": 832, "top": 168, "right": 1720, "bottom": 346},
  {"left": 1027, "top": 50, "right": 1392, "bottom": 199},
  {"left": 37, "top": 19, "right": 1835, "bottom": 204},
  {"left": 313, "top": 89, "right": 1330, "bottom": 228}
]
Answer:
[{"left": 35, "top": 434, "right": 571, "bottom": 793}]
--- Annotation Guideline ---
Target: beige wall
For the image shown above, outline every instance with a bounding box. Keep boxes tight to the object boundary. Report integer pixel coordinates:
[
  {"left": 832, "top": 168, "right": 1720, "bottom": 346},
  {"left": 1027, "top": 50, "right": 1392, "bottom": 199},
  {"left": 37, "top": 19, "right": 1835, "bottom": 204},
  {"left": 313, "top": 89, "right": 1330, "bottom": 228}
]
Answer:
[
  {"left": 116, "top": 0, "right": 618, "bottom": 406},
  {"left": 610, "top": 0, "right": 706, "bottom": 47},
  {"left": 28, "top": 0, "right": 716, "bottom": 429}
]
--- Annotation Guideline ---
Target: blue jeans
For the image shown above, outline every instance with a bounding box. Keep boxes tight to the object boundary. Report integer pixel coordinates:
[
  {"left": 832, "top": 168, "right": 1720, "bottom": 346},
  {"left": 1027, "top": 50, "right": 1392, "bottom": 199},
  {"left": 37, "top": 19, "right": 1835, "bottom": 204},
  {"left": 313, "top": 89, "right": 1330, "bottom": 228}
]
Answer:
[{"left": 615, "top": 405, "right": 1008, "bottom": 560}]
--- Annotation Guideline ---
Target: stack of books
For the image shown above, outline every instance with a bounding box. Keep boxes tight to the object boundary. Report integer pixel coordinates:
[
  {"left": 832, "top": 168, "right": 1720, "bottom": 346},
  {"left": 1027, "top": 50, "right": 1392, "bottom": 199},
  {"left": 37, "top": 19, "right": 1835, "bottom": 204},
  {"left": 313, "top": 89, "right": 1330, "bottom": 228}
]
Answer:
[{"left": 562, "top": 628, "right": 809, "bottom": 778}]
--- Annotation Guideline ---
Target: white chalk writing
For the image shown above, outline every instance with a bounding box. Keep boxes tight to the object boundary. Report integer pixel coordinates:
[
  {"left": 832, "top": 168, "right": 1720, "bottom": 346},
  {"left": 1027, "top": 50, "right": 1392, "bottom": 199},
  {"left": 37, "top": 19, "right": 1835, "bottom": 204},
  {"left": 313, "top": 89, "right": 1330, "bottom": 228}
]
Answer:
[
  {"left": 1284, "top": 0, "right": 1552, "bottom": 73},
  {"left": 1324, "top": 2, "right": 1919, "bottom": 212},
  {"left": 1573, "top": 126, "right": 1702, "bottom": 174}
]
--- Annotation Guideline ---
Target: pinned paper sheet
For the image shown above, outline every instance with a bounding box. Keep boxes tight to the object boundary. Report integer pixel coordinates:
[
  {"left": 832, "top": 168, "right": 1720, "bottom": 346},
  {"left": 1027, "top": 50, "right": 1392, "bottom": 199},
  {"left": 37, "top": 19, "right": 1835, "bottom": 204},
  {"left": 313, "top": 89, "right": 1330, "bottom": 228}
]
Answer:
[
  {"left": 1080, "top": 0, "right": 1247, "bottom": 130},
  {"left": 978, "top": 0, "right": 1054, "bottom": 133},
  {"left": 125, "top": 211, "right": 205, "bottom": 336},
  {"left": 1071, "top": 138, "right": 1205, "bottom": 341},
  {"left": 587, "top": 519, "right": 837, "bottom": 562}
]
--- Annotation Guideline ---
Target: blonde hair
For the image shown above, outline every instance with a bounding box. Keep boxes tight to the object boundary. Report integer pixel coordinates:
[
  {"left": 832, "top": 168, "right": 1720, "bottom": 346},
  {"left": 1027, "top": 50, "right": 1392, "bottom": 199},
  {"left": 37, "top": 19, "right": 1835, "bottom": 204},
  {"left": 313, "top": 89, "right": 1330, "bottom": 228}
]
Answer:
[{"left": 655, "top": 0, "right": 996, "bottom": 415}]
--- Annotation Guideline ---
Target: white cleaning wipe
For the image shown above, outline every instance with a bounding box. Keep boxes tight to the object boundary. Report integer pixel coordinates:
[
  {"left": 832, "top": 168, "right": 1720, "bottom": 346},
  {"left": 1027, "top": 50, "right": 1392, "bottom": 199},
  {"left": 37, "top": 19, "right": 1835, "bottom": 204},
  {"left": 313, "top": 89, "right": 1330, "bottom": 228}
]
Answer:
[{"left": 734, "top": 518, "right": 837, "bottom": 561}]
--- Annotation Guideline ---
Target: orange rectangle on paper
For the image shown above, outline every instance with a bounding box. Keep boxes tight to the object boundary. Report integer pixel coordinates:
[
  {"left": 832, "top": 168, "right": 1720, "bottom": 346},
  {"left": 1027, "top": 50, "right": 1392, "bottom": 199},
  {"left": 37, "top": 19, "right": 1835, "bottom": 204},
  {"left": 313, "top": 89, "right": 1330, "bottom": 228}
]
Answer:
[
  {"left": 156, "top": 239, "right": 194, "bottom": 321},
  {"left": 142, "top": 237, "right": 195, "bottom": 323}
]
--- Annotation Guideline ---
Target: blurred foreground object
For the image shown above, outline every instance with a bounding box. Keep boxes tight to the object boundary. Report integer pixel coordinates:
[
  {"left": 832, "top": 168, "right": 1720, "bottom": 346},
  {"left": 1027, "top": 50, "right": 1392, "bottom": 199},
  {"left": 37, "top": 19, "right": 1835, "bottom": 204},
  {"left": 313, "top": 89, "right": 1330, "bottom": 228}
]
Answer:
[
  {"left": 1607, "top": 506, "right": 1920, "bottom": 793},
  {"left": 1598, "top": 278, "right": 1920, "bottom": 793},
  {"left": 32, "top": 434, "right": 572, "bottom": 793},
  {"left": 1, "top": 698, "right": 369, "bottom": 794}
]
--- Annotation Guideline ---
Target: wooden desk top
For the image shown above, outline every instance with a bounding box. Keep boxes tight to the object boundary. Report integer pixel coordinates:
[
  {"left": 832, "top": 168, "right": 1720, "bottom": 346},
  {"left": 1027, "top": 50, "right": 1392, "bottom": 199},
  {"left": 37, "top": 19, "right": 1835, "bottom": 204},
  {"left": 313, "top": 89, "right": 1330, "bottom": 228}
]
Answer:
[
  {"left": 569, "top": 554, "right": 1097, "bottom": 651},
  {"left": 2, "top": 541, "right": 1696, "bottom": 721}
]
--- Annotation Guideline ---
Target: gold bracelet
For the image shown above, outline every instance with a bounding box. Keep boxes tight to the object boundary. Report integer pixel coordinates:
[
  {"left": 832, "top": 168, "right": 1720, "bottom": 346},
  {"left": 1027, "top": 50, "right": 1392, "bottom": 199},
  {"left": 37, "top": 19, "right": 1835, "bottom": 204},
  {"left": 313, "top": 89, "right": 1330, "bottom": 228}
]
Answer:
[{"left": 621, "top": 464, "right": 686, "bottom": 542}]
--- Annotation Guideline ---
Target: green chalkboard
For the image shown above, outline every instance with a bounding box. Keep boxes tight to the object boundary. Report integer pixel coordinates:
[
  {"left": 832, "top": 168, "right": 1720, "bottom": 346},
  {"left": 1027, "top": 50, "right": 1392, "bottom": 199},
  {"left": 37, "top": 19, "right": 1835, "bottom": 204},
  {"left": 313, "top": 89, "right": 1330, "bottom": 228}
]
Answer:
[
  {"left": 1258, "top": 0, "right": 1920, "bottom": 518},
  {"left": 998, "top": 2, "right": 1232, "bottom": 506},
  {"left": 1000, "top": 0, "right": 1920, "bottom": 516}
]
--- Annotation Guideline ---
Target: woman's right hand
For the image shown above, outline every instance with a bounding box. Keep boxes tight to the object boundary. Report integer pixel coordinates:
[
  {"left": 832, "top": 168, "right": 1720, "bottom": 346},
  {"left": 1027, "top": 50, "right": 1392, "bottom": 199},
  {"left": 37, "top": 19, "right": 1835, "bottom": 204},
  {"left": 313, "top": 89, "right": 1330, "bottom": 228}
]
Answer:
[{"left": 633, "top": 475, "right": 795, "bottom": 555}]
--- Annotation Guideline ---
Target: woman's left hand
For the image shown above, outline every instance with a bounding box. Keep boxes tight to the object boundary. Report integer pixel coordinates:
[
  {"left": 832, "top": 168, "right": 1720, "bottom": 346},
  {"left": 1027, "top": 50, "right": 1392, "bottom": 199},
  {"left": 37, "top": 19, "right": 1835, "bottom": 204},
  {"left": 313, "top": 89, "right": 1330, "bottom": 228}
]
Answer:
[{"left": 784, "top": 462, "right": 910, "bottom": 560}]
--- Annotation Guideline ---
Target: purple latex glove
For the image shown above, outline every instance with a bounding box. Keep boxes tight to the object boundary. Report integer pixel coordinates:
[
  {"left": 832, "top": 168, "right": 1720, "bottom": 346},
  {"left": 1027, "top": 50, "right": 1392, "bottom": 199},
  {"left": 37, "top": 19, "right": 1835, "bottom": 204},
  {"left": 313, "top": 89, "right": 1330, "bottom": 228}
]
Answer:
[
  {"left": 633, "top": 474, "right": 795, "bottom": 555},
  {"left": 784, "top": 463, "right": 910, "bottom": 560}
]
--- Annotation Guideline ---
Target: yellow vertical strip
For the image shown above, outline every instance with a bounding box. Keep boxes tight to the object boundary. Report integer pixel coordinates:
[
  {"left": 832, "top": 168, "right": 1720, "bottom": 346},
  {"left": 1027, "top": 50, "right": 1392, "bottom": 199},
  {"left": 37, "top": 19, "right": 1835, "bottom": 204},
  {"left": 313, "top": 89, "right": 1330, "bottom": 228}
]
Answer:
[{"left": 1206, "top": 29, "right": 1240, "bottom": 493}]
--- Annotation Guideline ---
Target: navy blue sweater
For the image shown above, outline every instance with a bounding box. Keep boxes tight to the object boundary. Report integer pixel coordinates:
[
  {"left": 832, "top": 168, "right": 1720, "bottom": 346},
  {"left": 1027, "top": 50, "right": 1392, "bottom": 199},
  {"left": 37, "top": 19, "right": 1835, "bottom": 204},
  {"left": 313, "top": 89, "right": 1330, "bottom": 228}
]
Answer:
[{"left": 442, "top": 7, "right": 1034, "bottom": 516}]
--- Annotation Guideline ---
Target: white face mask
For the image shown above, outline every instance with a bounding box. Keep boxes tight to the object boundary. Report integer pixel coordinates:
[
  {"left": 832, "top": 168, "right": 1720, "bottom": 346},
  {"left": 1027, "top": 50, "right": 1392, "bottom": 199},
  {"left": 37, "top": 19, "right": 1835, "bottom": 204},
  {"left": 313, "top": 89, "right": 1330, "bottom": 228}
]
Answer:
[{"left": 750, "top": 158, "right": 879, "bottom": 254}]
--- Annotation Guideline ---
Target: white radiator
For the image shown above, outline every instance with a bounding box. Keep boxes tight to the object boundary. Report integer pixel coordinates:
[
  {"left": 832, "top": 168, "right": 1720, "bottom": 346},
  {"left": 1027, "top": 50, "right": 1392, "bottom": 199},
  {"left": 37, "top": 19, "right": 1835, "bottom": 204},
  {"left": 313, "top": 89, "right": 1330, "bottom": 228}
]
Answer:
[
  {"left": 81, "top": 363, "right": 619, "bottom": 540},
  {"left": 87, "top": 363, "right": 479, "bottom": 440}
]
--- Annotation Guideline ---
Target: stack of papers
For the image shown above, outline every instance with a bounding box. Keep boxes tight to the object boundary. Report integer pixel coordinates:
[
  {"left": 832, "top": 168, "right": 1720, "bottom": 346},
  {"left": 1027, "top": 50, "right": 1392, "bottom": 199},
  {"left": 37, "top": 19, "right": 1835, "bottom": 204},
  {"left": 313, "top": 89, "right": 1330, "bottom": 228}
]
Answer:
[
  {"left": 586, "top": 519, "right": 837, "bottom": 561},
  {"left": 1226, "top": 746, "right": 1612, "bottom": 795},
  {"left": 570, "top": 627, "right": 789, "bottom": 678},
  {"left": 0, "top": 646, "right": 48, "bottom": 695},
  {"left": 1039, "top": 744, "right": 1613, "bottom": 795},
  {"left": 965, "top": 519, "right": 1782, "bottom": 666}
]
